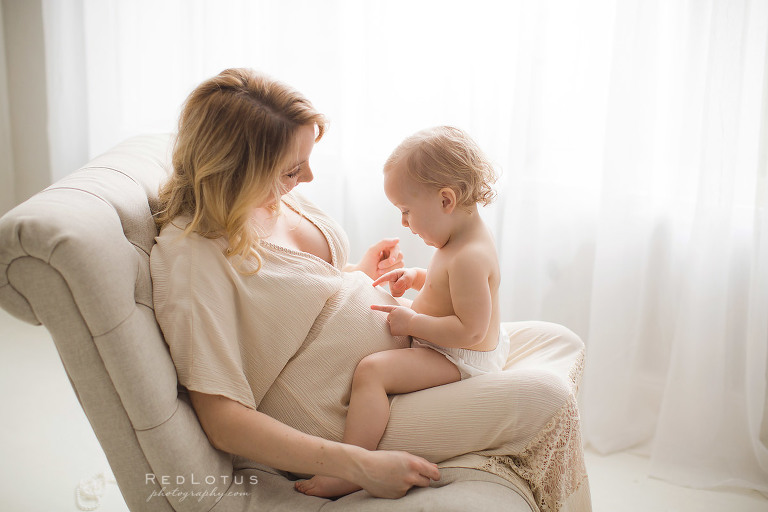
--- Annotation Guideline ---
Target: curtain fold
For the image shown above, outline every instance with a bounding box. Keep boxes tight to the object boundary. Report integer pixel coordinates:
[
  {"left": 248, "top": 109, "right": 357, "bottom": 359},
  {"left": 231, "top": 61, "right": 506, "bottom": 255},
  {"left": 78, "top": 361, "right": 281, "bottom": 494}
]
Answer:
[
  {"left": 42, "top": 0, "right": 768, "bottom": 494},
  {"left": 42, "top": 0, "right": 89, "bottom": 182},
  {"left": 0, "top": 2, "right": 15, "bottom": 214}
]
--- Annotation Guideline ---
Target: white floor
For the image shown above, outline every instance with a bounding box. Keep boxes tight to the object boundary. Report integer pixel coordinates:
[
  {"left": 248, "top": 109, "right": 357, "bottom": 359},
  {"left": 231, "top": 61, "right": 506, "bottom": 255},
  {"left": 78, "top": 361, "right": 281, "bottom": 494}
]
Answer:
[{"left": 1, "top": 307, "right": 765, "bottom": 512}]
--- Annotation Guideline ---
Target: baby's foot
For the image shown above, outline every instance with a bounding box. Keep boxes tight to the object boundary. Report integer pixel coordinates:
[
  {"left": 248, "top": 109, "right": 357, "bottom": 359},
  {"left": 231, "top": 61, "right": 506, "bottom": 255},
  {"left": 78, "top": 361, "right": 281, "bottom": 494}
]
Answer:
[{"left": 294, "top": 475, "right": 361, "bottom": 498}]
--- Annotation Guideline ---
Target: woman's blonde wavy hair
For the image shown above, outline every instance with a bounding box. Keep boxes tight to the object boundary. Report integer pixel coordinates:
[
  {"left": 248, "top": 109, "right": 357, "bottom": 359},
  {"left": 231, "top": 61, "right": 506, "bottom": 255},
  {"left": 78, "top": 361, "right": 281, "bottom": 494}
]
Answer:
[
  {"left": 384, "top": 126, "right": 497, "bottom": 209},
  {"left": 155, "top": 68, "right": 327, "bottom": 272}
]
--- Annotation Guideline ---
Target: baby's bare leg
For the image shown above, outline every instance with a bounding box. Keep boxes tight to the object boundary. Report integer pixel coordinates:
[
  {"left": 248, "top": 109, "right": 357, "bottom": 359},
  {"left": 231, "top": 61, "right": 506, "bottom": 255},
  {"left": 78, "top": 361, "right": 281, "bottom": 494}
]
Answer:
[
  {"left": 296, "top": 347, "right": 460, "bottom": 498},
  {"left": 345, "top": 347, "right": 461, "bottom": 449}
]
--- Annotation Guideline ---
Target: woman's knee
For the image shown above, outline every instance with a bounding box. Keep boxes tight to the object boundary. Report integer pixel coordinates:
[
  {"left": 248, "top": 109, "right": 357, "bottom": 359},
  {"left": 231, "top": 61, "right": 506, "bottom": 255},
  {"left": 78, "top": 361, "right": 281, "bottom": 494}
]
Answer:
[
  {"left": 551, "top": 322, "right": 585, "bottom": 353},
  {"left": 504, "top": 321, "right": 586, "bottom": 373},
  {"left": 502, "top": 367, "right": 573, "bottom": 420},
  {"left": 538, "top": 370, "right": 572, "bottom": 408},
  {"left": 531, "top": 321, "right": 584, "bottom": 352}
]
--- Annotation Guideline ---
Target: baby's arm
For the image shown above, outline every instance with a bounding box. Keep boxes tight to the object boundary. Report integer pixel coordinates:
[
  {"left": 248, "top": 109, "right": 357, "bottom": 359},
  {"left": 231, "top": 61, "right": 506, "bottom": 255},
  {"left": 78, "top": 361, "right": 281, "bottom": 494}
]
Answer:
[
  {"left": 405, "top": 250, "right": 493, "bottom": 349},
  {"left": 371, "top": 267, "right": 427, "bottom": 297}
]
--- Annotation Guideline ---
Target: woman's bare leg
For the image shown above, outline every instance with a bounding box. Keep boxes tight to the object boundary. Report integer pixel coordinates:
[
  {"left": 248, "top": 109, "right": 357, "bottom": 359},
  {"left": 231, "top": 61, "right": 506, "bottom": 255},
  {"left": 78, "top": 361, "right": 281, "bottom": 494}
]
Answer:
[{"left": 296, "top": 347, "right": 460, "bottom": 497}]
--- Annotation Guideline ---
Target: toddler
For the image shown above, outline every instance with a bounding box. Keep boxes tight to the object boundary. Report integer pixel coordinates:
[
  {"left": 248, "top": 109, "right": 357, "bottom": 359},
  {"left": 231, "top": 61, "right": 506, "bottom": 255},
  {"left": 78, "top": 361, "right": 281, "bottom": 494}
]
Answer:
[{"left": 296, "top": 126, "right": 508, "bottom": 497}]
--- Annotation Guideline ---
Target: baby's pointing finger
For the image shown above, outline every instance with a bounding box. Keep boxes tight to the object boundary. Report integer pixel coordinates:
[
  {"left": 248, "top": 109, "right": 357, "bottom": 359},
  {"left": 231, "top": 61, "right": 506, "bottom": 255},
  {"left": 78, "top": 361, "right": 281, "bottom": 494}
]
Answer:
[
  {"left": 370, "top": 304, "right": 396, "bottom": 313},
  {"left": 371, "top": 271, "right": 399, "bottom": 287}
]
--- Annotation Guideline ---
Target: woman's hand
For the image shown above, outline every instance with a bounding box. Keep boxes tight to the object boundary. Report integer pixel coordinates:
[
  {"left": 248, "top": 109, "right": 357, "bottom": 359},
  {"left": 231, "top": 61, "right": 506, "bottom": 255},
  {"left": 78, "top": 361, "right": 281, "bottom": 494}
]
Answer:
[
  {"left": 191, "top": 392, "right": 438, "bottom": 499},
  {"left": 355, "top": 450, "right": 440, "bottom": 499},
  {"left": 348, "top": 238, "right": 403, "bottom": 280},
  {"left": 372, "top": 268, "right": 416, "bottom": 297},
  {"left": 370, "top": 304, "right": 417, "bottom": 337}
]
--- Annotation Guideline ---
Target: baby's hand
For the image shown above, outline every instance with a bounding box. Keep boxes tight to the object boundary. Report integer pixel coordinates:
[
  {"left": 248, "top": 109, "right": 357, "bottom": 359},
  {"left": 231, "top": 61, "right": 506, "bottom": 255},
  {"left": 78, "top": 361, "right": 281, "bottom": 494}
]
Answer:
[
  {"left": 370, "top": 304, "right": 417, "bottom": 337},
  {"left": 372, "top": 268, "right": 415, "bottom": 297}
]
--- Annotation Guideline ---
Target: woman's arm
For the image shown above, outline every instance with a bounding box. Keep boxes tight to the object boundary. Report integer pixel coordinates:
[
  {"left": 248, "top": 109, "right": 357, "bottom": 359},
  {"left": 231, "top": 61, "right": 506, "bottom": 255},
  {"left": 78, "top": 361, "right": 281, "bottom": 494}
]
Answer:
[{"left": 189, "top": 391, "right": 440, "bottom": 498}]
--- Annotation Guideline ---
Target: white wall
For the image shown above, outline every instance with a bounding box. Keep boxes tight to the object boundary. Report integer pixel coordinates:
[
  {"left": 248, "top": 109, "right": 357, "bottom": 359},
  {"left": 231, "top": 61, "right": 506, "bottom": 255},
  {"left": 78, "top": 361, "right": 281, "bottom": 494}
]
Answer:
[{"left": 2, "top": 0, "right": 51, "bottom": 214}]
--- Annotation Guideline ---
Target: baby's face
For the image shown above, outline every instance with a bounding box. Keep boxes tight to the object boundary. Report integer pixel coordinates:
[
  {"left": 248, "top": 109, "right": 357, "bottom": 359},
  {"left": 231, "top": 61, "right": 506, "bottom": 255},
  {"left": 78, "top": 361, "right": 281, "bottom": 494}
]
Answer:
[{"left": 383, "top": 161, "right": 451, "bottom": 248}]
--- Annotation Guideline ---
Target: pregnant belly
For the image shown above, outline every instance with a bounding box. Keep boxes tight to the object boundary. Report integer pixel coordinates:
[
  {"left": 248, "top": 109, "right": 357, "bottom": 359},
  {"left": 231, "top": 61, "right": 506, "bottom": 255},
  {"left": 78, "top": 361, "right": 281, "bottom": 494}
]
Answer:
[{"left": 257, "top": 271, "right": 409, "bottom": 440}]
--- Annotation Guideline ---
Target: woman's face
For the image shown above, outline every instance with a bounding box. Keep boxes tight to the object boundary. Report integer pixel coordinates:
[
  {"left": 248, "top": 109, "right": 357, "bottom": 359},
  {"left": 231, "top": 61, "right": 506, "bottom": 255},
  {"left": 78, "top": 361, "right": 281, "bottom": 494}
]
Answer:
[{"left": 278, "top": 124, "right": 317, "bottom": 196}]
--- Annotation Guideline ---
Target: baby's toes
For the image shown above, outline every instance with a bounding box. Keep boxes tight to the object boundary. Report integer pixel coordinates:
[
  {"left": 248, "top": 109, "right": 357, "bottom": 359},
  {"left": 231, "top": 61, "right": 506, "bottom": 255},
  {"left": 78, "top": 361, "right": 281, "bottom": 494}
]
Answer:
[{"left": 295, "top": 478, "right": 316, "bottom": 494}]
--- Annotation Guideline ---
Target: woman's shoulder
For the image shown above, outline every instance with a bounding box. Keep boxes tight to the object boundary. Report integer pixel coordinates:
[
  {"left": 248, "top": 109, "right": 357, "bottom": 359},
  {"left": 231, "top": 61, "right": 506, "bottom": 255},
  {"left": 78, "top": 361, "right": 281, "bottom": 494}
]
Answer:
[
  {"left": 155, "top": 217, "right": 225, "bottom": 249},
  {"left": 151, "top": 216, "right": 229, "bottom": 272},
  {"left": 150, "top": 217, "right": 239, "bottom": 312}
]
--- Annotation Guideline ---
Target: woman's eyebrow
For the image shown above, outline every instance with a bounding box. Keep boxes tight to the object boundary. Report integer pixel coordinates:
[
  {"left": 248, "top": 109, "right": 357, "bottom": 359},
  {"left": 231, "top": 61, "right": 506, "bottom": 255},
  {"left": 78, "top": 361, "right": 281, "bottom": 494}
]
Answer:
[{"left": 283, "top": 160, "right": 306, "bottom": 173}]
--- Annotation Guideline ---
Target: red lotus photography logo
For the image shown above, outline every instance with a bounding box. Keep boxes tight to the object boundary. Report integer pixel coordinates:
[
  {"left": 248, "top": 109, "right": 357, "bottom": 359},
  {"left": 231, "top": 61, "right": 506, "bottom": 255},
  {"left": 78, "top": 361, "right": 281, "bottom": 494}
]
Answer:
[{"left": 145, "top": 473, "right": 257, "bottom": 503}]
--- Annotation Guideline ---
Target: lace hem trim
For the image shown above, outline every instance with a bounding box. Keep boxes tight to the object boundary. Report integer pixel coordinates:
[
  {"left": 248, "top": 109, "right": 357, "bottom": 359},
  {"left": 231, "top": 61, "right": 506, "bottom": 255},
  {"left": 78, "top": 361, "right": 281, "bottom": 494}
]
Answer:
[{"left": 479, "top": 348, "right": 589, "bottom": 512}]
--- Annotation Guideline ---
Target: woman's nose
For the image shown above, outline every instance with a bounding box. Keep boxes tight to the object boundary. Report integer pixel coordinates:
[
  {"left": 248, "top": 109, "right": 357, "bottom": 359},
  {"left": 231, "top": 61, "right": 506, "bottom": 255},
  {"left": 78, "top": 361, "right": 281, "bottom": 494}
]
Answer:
[{"left": 299, "top": 166, "right": 313, "bottom": 184}]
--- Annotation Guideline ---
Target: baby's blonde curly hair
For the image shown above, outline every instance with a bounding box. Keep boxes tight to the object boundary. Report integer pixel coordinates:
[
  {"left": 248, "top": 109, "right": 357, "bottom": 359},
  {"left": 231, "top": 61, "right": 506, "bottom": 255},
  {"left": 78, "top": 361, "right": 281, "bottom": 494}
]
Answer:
[{"left": 384, "top": 126, "right": 497, "bottom": 209}]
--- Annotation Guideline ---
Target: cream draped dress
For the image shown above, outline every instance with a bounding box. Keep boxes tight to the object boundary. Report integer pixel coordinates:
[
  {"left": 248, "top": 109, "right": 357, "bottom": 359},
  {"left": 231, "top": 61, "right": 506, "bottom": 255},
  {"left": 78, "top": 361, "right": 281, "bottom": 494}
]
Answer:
[{"left": 150, "top": 192, "right": 591, "bottom": 512}]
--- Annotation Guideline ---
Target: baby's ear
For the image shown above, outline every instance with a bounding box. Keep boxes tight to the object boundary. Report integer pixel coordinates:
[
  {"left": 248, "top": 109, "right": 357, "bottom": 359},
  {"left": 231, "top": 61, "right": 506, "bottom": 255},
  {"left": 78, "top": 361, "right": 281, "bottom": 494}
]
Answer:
[{"left": 439, "top": 188, "right": 457, "bottom": 213}]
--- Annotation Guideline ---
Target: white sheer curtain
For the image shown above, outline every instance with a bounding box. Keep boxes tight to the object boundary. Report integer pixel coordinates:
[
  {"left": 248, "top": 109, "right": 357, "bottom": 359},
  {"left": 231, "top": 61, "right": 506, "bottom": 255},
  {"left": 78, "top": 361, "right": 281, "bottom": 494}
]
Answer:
[
  {"left": 579, "top": 0, "right": 768, "bottom": 492},
  {"left": 43, "top": 0, "right": 768, "bottom": 493}
]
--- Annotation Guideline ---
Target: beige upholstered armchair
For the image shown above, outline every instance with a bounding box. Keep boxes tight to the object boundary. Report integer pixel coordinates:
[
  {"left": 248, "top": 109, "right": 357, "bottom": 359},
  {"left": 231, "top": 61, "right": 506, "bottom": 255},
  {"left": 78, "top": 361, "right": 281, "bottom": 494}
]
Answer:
[{"left": 0, "top": 135, "right": 536, "bottom": 511}]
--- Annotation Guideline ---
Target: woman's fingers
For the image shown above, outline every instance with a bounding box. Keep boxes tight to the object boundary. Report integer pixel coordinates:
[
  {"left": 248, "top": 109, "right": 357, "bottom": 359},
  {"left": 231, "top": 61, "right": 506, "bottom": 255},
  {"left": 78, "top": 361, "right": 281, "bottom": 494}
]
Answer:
[
  {"left": 410, "top": 459, "right": 440, "bottom": 488},
  {"left": 412, "top": 474, "right": 432, "bottom": 488},
  {"left": 374, "top": 238, "right": 399, "bottom": 258},
  {"left": 378, "top": 243, "right": 402, "bottom": 269},
  {"left": 375, "top": 237, "right": 400, "bottom": 249},
  {"left": 423, "top": 462, "right": 441, "bottom": 481},
  {"left": 357, "top": 450, "right": 439, "bottom": 498}
]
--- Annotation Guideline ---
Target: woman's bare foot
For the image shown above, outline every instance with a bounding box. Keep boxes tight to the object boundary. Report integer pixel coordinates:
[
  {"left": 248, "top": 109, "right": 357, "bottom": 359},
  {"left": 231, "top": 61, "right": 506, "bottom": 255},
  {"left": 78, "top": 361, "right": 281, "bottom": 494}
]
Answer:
[{"left": 294, "top": 475, "right": 362, "bottom": 498}]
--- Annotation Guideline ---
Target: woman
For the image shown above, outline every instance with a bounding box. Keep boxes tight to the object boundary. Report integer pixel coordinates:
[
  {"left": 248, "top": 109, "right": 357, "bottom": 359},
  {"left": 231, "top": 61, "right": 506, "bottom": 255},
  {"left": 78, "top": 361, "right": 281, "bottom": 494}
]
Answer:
[{"left": 150, "top": 68, "right": 590, "bottom": 509}]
